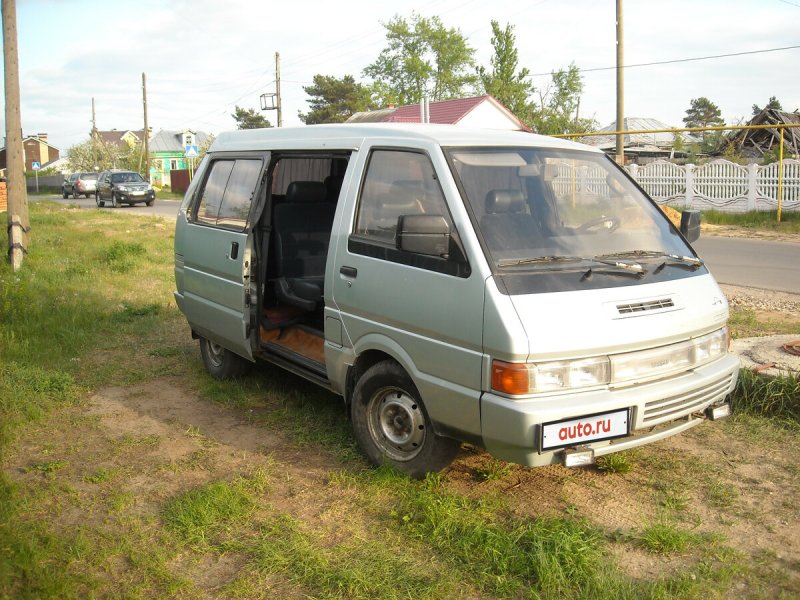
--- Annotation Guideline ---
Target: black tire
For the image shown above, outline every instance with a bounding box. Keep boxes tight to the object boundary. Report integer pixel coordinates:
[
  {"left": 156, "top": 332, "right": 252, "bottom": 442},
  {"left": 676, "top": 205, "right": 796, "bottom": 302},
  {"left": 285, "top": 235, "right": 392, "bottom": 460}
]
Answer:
[
  {"left": 146, "top": 198, "right": 154, "bottom": 207},
  {"left": 62, "top": 188, "right": 69, "bottom": 199},
  {"left": 96, "top": 192, "right": 104, "bottom": 208},
  {"left": 351, "top": 360, "right": 460, "bottom": 479},
  {"left": 199, "top": 337, "right": 253, "bottom": 379},
  {"left": 110, "top": 193, "right": 118, "bottom": 208}
]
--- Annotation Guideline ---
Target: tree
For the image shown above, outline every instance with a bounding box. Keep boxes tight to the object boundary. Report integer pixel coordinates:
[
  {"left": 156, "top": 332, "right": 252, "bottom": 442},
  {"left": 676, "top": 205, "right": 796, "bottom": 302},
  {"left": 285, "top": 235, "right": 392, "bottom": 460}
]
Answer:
[
  {"left": 752, "top": 96, "right": 783, "bottom": 116},
  {"left": 363, "top": 13, "right": 477, "bottom": 106},
  {"left": 529, "top": 64, "right": 596, "bottom": 135},
  {"left": 66, "top": 137, "right": 146, "bottom": 175},
  {"left": 299, "top": 75, "right": 376, "bottom": 124},
  {"left": 683, "top": 97, "right": 724, "bottom": 149},
  {"left": 477, "top": 21, "right": 534, "bottom": 122},
  {"left": 231, "top": 106, "right": 272, "bottom": 130}
]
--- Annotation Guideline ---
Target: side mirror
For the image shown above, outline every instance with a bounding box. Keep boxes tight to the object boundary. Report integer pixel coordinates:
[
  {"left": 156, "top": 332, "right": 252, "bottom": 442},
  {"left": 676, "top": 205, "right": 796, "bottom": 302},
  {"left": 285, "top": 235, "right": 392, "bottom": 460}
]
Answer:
[
  {"left": 680, "top": 210, "right": 701, "bottom": 243},
  {"left": 397, "top": 214, "right": 450, "bottom": 257}
]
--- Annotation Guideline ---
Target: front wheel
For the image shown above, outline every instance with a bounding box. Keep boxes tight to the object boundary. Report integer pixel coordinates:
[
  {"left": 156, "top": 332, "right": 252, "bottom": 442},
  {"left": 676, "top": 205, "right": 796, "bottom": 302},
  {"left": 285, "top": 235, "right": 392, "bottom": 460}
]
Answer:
[
  {"left": 110, "top": 193, "right": 118, "bottom": 208},
  {"left": 96, "top": 192, "right": 104, "bottom": 208},
  {"left": 199, "top": 337, "right": 253, "bottom": 379},
  {"left": 62, "top": 189, "right": 68, "bottom": 199},
  {"left": 351, "top": 360, "right": 460, "bottom": 479}
]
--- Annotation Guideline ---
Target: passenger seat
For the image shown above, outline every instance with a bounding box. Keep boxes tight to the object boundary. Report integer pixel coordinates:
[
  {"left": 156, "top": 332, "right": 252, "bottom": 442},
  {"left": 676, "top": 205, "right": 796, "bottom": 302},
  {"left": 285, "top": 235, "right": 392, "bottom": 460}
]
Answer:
[{"left": 272, "top": 181, "right": 336, "bottom": 311}]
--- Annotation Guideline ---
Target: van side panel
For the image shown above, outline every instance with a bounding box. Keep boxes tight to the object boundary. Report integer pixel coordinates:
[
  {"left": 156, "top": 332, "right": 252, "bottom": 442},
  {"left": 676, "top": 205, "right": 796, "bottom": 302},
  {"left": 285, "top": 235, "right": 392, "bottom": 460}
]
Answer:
[{"left": 328, "top": 141, "right": 485, "bottom": 439}]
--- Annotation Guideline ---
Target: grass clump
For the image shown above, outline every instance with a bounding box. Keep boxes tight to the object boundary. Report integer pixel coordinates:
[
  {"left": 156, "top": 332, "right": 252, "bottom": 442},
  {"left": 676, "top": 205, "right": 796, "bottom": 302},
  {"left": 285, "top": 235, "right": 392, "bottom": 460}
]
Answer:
[
  {"left": 731, "top": 369, "right": 800, "bottom": 424},
  {"left": 596, "top": 452, "right": 635, "bottom": 474},
  {"left": 702, "top": 209, "right": 800, "bottom": 234}
]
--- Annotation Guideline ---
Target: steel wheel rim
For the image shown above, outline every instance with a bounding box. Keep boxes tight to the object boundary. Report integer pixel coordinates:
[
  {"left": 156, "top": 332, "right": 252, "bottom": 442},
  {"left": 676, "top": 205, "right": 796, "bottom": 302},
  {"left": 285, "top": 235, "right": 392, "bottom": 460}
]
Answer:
[
  {"left": 367, "top": 386, "right": 426, "bottom": 461},
  {"left": 206, "top": 341, "right": 225, "bottom": 368}
]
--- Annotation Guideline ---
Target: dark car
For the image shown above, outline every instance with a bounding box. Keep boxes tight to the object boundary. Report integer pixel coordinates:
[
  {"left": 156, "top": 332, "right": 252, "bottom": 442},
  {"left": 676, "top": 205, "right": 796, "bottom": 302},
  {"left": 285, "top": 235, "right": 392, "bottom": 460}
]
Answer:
[
  {"left": 95, "top": 170, "right": 155, "bottom": 208},
  {"left": 62, "top": 172, "right": 98, "bottom": 199}
]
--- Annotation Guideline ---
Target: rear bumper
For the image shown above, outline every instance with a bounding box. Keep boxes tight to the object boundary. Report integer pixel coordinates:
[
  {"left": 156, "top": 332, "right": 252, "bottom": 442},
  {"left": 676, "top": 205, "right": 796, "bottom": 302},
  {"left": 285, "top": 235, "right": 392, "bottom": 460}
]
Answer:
[{"left": 480, "top": 353, "right": 740, "bottom": 466}]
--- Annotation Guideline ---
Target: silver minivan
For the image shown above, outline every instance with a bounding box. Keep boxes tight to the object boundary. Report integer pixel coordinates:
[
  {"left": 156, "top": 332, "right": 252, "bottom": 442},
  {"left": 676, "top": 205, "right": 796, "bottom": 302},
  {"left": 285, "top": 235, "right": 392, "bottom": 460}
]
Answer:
[{"left": 174, "top": 124, "right": 739, "bottom": 478}]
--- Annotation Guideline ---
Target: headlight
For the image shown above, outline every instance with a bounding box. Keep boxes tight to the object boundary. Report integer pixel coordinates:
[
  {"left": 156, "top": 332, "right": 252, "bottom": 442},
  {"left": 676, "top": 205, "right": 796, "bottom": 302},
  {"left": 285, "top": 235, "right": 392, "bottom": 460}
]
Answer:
[
  {"left": 491, "top": 327, "right": 729, "bottom": 397},
  {"left": 117, "top": 185, "right": 129, "bottom": 191},
  {"left": 492, "top": 357, "right": 610, "bottom": 395}
]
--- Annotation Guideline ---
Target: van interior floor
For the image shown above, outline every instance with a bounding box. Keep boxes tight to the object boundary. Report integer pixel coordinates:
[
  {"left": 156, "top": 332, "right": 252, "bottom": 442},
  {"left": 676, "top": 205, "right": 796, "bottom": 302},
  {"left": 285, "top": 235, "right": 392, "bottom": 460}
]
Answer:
[{"left": 259, "top": 324, "right": 325, "bottom": 365}]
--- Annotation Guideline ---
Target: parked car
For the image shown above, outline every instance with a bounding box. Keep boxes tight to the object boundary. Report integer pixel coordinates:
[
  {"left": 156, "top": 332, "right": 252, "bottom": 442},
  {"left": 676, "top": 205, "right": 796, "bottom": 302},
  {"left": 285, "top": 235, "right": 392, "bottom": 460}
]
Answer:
[
  {"left": 95, "top": 170, "right": 155, "bottom": 207},
  {"left": 62, "top": 172, "right": 99, "bottom": 199},
  {"left": 174, "top": 124, "right": 738, "bottom": 478}
]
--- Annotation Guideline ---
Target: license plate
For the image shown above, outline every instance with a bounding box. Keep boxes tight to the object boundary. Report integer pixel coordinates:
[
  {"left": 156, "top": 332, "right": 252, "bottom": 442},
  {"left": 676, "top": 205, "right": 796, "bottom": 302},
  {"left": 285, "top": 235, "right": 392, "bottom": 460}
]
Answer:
[
  {"left": 132, "top": 191, "right": 145, "bottom": 196},
  {"left": 541, "top": 409, "right": 629, "bottom": 450}
]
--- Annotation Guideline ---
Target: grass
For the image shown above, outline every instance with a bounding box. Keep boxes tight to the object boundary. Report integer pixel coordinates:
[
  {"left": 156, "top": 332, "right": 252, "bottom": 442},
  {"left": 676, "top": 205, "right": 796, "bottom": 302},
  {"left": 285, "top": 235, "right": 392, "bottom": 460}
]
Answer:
[
  {"left": 702, "top": 209, "right": 800, "bottom": 234},
  {"left": 731, "top": 369, "right": 800, "bottom": 424},
  {"left": 1, "top": 202, "right": 798, "bottom": 598}
]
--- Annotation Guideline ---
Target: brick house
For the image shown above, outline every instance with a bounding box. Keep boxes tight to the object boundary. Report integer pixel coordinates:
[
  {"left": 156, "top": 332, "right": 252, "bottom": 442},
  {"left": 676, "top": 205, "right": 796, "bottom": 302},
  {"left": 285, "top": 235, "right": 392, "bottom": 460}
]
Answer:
[{"left": 0, "top": 133, "right": 61, "bottom": 176}]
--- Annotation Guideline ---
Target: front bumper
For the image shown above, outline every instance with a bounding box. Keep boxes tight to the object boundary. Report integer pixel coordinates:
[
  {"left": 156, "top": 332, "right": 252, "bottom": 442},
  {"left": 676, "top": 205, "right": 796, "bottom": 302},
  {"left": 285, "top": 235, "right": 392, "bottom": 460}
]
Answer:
[
  {"left": 480, "top": 353, "right": 740, "bottom": 466},
  {"left": 117, "top": 190, "right": 155, "bottom": 203}
]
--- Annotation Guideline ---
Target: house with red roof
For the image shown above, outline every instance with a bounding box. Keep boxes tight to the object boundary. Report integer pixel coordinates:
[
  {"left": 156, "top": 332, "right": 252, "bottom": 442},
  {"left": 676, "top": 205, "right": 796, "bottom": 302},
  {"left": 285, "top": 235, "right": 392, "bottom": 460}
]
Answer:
[{"left": 347, "top": 95, "right": 530, "bottom": 131}]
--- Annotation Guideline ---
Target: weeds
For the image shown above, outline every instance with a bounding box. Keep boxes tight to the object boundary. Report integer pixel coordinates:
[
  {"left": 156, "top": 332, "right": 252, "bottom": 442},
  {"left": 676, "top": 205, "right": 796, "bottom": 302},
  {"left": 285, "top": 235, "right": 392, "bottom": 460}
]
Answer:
[
  {"left": 596, "top": 452, "right": 635, "bottom": 474},
  {"left": 732, "top": 369, "right": 800, "bottom": 424},
  {"left": 702, "top": 209, "right": 800, "bottom": 234}
]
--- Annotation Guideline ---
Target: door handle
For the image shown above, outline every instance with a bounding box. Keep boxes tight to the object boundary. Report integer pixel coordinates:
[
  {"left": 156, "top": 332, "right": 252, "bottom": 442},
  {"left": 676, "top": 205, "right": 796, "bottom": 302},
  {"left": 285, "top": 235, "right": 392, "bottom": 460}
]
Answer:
[
  {"left": 229, "top": 241, "right": 239, "bottom": 260},
  {"left": 340, "top": 265, "right": 357, "bottom": 278}
]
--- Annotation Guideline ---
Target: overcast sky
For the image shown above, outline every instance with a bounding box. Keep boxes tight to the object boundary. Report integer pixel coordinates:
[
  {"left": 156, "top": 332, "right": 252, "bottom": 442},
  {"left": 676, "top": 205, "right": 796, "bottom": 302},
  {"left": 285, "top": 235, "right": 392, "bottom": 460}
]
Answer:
[{"left": 2, "top": 0, "right": 799, "bottom": 152}]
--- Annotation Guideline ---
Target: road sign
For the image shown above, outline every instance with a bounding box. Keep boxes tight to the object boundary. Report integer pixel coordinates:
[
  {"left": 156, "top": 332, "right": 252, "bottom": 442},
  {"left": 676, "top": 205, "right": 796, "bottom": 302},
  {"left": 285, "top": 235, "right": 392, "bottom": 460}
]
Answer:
[
  {"left": 185, "top": 145, "right": 198, "bottom": 158},
  {"left": 31, "top": 161, "right": 41, "bottom": 171}
]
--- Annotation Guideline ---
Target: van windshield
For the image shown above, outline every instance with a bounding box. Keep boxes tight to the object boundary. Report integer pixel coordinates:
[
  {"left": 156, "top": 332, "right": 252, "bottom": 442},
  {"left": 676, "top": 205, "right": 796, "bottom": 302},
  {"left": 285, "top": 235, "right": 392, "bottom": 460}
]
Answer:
[{"left": 446, "top": 147, "right": 694, "bottom": 269}]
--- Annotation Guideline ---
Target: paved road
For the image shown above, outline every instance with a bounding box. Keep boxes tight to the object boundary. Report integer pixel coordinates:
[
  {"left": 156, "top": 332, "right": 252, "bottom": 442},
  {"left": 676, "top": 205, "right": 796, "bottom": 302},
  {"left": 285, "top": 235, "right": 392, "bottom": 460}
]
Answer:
[
  {"left": 41, "top": 194, "right": 800, "bottom": 295},
  {"left": 44, "top": 193, "right": 182, "bottom": 220},
  {"left": 693, "top": 235, "right": 800, "bottom": 295}
]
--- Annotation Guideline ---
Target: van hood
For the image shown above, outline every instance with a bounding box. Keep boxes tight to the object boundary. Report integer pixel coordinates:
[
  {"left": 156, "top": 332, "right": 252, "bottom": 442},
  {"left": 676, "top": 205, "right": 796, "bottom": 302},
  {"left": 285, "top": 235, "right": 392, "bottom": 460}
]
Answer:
[{"left": 492, "top": 273, "right": 729, "bottom": 361}]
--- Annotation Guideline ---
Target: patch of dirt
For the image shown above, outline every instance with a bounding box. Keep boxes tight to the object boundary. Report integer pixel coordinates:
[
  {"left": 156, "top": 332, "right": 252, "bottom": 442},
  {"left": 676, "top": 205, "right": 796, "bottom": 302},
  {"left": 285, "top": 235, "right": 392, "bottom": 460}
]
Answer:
[
  {"left": 6, "top": 374, "right": 800, "bottom": 594},
  {"left": 702, "top": 223, "right": 800, "bottom": 243}
]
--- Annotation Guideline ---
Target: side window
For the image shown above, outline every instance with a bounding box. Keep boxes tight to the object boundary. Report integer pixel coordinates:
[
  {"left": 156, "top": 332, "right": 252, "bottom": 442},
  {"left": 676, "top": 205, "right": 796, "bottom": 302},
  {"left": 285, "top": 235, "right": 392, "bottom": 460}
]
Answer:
[
  {"left": 217, "top": 160, "right": 262, "bottom": 228},
  {"left": 354, "top": 149, "right": 452, "bottom": 245},
  {"left": 194, "top": 159, "right": 262, "bottom": 230}
]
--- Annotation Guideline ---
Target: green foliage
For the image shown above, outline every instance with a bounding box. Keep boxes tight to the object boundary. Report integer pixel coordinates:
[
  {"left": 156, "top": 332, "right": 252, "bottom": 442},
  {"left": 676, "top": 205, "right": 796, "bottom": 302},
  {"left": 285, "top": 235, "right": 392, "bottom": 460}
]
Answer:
[
  {"left": 231, "top": 105, "right": 272, "bottom": 130},
  {"left": 364, "top": 13, "right": 478, "bottom": 106},
  {"left": 299, "top": 74, "right": 376, "bottom": 124},
  {"left": 731, "top": 369, "right": 800, "bottom": 424},
  {"left": 701, "top": 209, "right": 800, "bottom": 234},
  {"left": 683, "top": 97, "right": 724, "bottom": 150},
  {"left": 66, "top": 136, "right": 147, "bottom": 175},
  {"left": 752, "top": 96, "right": 782, "bottom": 116},
  {"left": 474, "top": 458, "right": 513, "bottom": 481},
  {"left": 596, "top": 452, "right": 635, "bottom": 474},
  {"left": 530, "top": 64, "right": 596, "bottom": 135},
  {"left": 478, "top": 21, "right": 534, "bottom": 122},
  {"left": 637, "top": 520, "right": 695, "bottom": 554}
]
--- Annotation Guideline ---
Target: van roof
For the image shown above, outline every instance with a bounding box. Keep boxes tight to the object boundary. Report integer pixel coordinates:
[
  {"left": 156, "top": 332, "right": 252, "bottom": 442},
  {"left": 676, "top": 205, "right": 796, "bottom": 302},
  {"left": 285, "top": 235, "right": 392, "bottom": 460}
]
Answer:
[{"left": 209, "top": 123, "right": 601, "bottom": 154}]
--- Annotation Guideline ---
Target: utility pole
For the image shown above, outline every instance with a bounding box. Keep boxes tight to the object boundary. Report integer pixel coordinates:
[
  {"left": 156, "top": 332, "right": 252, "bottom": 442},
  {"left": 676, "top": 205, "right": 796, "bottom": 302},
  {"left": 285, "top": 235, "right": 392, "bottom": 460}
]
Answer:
[
  {"left": 91, "top": 97, "right": 98, "bottom": 169},
  {"left": 3, "top": 0, "right": 29, "bottom": 271},
  {"left": 615, "top": 0, "right": 625, "bottom": 164},
  {"left": 275, "top": 52, "right": 282, "bottom": 127},
  {"left": 142, "top": 72, "right": 150, "bottom": 180}
]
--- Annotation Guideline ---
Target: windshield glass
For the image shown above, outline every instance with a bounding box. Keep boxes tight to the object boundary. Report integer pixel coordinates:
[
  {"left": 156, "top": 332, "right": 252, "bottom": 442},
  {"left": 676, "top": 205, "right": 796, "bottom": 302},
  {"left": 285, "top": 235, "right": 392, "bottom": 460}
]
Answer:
[
  {"left": 446, "top": 147, "right": 693, "bottom": 267},
  {"left": 111, "top": 172, "right": 144, "bottom": 184}
]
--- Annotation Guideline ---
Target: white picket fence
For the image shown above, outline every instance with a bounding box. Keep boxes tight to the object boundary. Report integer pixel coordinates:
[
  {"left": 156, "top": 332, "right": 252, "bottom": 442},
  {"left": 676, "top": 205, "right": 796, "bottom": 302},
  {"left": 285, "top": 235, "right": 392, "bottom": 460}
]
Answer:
[{"left": 626, "top": 159, "right": 800, "bottom": 212}]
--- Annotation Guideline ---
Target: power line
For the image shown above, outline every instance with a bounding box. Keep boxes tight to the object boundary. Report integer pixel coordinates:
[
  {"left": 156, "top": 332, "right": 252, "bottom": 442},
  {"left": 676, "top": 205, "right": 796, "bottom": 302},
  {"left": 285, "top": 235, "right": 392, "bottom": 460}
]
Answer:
[{"left": 532, "top": 44, "right": 800, "bottom": 77}]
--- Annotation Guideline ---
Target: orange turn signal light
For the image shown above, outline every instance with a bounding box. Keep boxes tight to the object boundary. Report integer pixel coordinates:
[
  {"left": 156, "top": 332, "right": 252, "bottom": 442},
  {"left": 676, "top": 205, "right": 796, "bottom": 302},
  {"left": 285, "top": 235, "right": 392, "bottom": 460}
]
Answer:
[{"left": 491, "top": 360, "right": 531, "bottom": 395}]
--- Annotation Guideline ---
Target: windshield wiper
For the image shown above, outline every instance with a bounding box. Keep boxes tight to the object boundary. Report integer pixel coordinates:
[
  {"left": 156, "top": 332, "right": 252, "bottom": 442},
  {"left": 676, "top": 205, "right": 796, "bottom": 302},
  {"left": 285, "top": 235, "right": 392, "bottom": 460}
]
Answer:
[
  {"left": 496, "top": 255, "right": 584, "bottom": 268},
  {"left": 497, "top": 255, "right": 647, "bottom": 278},
  {"left": 597, "top": 250, "right": 703, "bottom": 268}
]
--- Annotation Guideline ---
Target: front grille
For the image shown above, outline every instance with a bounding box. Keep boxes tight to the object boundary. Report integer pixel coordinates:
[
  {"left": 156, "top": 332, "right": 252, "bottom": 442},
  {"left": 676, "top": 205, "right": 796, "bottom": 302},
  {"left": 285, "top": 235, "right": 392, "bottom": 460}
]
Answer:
[
  {"left": 617, "top": 298, "right": 674, "bottom": 314},
  {"left": 641, "top": 372, "right": 734, "bottom": 426}
]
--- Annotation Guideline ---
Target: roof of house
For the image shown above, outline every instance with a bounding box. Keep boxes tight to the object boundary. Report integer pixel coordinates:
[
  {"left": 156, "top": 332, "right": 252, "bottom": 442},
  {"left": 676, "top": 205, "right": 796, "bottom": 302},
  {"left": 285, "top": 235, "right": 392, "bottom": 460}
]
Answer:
[
  {"left": 347, "top": 95, "right": 529, "bottom": 130},
  {"left": 720, "top": 108, "right": 800, "bottom": 157},
  {"left": 96, "top": 129, "right": 147, "bottom": 146},
  {"left": 586, "top": 117, "right": 701, "bottom": 149},
  {"left": 149, "top": 129, "right": 211, "bottom": 153}
]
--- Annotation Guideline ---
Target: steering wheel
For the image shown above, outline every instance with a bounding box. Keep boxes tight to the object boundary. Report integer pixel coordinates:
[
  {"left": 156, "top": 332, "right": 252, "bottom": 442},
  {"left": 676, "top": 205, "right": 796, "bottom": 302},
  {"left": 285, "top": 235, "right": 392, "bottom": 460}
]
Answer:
[{"left": 576, "top": 215, "right": 620, "bottom": 234}]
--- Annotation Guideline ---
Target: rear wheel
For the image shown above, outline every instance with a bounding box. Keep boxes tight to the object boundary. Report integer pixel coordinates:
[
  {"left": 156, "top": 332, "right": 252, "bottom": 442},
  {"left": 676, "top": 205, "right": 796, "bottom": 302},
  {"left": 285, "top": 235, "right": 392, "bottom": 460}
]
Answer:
[
  {"left": 62, "top": 189, "right": 68, "bottom": 199},
  {"left": 351, "top": 360, "right": 460, "bottom": 479},
  {"left": 73, "top": 189, "right": 80, "bottom": 199},
  {"left": 199, "top": 337, "right": 253, "bottom": 379}
]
